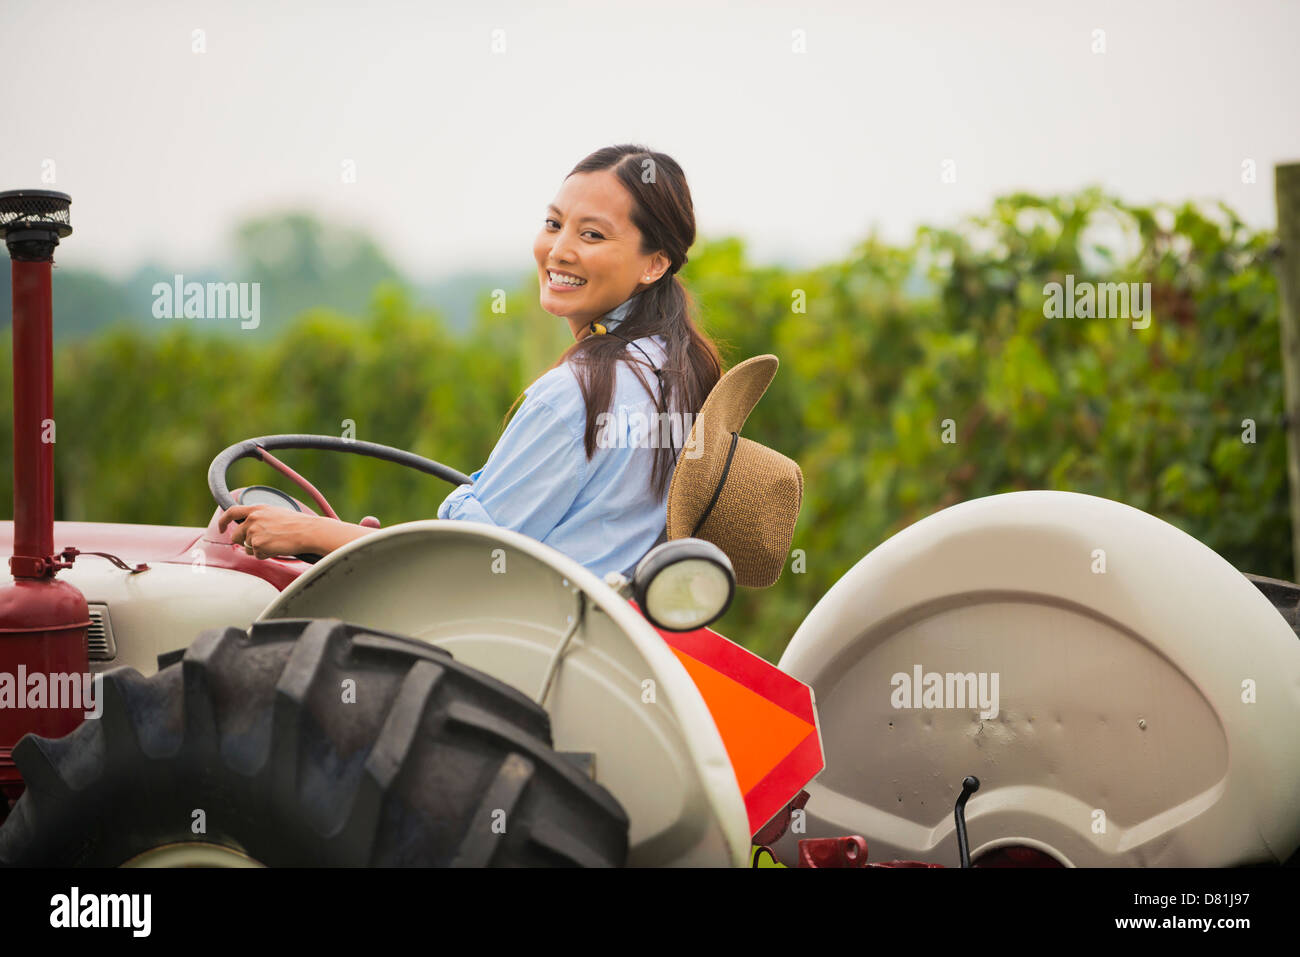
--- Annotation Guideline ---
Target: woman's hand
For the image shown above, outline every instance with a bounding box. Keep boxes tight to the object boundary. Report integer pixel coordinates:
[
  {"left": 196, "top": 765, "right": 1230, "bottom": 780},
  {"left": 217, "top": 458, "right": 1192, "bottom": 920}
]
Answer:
[{"left": 217, "top": 505, "right": 327, "bottom": 559}]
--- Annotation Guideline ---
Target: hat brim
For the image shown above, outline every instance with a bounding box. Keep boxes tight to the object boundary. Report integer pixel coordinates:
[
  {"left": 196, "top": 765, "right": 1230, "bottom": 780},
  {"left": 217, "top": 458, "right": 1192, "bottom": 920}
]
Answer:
[
  {"left": 666, "top": 354, "right": 779, "bottom": 539},
  {"left": 695, "top": 354, "right": 777, "bottom": 436}
]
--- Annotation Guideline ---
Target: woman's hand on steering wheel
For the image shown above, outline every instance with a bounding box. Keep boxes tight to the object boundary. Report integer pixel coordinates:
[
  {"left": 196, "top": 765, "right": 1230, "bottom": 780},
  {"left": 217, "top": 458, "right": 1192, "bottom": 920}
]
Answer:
[
  {"left": 218, "top": 504, "right": 331, "bottom": 560},
  {"left": 209, "top": 434, "right": 474, "bottom": 563}
]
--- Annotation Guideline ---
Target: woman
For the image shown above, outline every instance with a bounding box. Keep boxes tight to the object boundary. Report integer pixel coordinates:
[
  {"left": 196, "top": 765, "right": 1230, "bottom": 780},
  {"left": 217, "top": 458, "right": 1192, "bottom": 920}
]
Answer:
[{"left": 219, "top": 144, "right": 723, "bottom": 579}]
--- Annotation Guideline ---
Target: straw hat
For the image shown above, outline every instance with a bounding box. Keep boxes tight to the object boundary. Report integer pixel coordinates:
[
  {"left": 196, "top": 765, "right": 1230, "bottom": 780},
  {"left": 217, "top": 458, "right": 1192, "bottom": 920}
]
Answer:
[{"left": 666, "top": 355, "right": 803, "bottom": 587}]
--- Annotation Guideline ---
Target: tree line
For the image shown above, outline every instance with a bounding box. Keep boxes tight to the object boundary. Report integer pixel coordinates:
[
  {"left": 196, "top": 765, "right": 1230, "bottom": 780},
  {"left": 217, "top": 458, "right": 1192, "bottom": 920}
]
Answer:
[{"left": 0, "top": 188, "right": 1285, "bottom": 661}]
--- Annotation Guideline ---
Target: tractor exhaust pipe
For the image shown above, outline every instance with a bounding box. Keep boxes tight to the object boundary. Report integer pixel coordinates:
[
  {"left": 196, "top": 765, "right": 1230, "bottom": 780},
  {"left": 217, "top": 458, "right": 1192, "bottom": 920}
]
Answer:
[{"left": 0, "top": 190, "right": 90, "bottom": 814}]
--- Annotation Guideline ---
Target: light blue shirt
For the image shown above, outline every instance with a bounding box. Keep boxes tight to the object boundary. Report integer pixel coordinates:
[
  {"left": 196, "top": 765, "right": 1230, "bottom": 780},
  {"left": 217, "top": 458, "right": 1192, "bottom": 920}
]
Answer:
[{"left": 437, "top": 292, "right": 676, "bottom": 578}]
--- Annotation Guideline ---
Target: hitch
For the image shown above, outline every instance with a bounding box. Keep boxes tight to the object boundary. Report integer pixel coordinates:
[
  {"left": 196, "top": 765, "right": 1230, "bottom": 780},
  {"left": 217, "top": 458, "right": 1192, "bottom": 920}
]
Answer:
[{"left": 755, "top": 774, "right": 981, "bottom": 868}]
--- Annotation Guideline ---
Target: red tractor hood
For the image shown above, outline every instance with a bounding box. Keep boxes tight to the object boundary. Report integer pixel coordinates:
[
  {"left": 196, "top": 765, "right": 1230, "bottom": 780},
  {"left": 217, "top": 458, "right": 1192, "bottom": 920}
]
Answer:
[{"left": 0, "top": 518, "right": 310, "bottom": 590}]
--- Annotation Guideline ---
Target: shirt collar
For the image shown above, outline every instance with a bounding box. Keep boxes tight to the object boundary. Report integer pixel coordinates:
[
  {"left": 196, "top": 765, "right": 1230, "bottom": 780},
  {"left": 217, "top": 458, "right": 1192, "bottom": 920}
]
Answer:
[{"left": 599, "top": 291, "right": 643, "bottom": 334}]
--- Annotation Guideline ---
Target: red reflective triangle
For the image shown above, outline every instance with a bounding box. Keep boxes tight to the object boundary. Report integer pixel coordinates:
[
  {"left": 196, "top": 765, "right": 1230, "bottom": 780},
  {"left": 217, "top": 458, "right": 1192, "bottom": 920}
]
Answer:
[{"left": 632, "top": 601, "right": 824, "bottom": 837}]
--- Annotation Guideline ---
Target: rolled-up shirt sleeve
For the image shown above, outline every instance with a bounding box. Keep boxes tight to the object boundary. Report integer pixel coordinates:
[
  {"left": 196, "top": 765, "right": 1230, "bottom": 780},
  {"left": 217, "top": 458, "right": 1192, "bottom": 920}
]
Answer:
[{"left": 437, "top": 394, "right": 587, "bottom": 543}]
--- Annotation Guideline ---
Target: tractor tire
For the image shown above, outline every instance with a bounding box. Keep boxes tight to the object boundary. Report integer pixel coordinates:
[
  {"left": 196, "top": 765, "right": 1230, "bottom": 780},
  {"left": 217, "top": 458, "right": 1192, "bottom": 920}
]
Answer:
[{"left": 0, "top": 618, "right": 629, "bottom": 867}]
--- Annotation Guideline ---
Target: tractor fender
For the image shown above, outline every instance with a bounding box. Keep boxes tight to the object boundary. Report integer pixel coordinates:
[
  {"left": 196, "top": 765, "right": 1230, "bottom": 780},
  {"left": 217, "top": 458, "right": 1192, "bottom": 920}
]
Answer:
[
  {"left": 257, "top": 519, "right": 751, "bottom": 867},
  {"left": 774, "top": 490, "right": 1300, "bottom": 867}
]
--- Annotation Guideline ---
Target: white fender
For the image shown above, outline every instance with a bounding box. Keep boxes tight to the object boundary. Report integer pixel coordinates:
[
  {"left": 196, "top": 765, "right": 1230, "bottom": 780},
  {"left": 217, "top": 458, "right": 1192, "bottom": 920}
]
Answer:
[
  {"left": 258, "top": 519, "right": 750, "bottom": 867},
  {"left": 773, "top": 490, "right": 1300, "bottom": 867}
]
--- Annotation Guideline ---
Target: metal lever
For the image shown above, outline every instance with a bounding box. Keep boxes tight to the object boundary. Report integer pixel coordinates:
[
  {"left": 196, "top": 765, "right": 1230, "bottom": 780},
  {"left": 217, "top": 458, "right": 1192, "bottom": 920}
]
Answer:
[
  {"left": 954, "top": 775, "right": 980, "bottom": 868},
  {"left": 57, "top": 546, "right": 148, "bottom": 574}
]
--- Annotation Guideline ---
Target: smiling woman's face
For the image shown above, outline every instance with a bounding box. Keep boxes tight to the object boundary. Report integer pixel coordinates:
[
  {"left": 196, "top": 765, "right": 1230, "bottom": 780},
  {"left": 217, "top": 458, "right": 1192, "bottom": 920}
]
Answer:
[{"left": 534, "top": 169, "right": 670, "bottom": 338}]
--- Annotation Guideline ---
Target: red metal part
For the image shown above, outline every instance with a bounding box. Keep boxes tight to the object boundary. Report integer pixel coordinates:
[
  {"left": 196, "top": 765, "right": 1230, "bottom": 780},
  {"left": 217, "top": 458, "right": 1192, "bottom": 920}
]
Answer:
[
  {"left": 0, "top": 578, "right": 91, "bottom": 809},
  {"left": 256, "top": 447, "right": 340, "bottom": 519},
  {"left": 866, "top": 859, "right": 945, "bottom": 868},
  {"left": 56, "top": 546, "right": 148, "bottom": 574},
  {"left": 790, "top": 836, "right": 946, "bottom": 868},
  {"left": 798, "top": 836, "right": 871, "bottom": 867},
  {"left": 0, "top": 513, "right": 316, "bottom": 593},
  {"left": 1, "top": 252, "right": 91, "bottom": 811},
  {"left": 8, "top": 554, "right": 55, "bottom": 578},
  {"left": 189, "top": 535, "right": 307, "bottom": 590},
  {"left": 0, "top": 521, "right": 203, "bottom": 564},
  {"left": 8, "top": 260, "right": 56, "bottom": 579},
  {"left": 971, "top": 845, "right": 1064, "bottom": 867}
]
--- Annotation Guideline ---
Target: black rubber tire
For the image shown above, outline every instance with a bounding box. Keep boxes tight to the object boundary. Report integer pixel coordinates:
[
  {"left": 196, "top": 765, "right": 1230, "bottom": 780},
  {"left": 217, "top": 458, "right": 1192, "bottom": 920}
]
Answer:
[{"left": 0, "top": 618, "right": 629, "bottom": 866}]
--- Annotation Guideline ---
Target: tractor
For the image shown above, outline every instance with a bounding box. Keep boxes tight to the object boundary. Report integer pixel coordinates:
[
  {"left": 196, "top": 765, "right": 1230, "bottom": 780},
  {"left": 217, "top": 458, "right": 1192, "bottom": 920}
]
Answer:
[{"left": 1, "top": 189, "right": 1298, "bottom": 868}]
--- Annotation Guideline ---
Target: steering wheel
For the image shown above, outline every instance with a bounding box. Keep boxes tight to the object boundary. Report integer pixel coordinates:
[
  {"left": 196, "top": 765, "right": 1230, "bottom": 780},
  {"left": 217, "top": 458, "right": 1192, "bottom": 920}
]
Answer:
[{"left": 208, "top": 434, "right": 475, "bottom": 564}]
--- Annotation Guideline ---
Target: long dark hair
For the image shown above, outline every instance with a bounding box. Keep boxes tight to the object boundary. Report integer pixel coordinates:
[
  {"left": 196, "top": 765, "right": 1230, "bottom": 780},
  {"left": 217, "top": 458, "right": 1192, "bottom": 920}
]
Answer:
[{"left": 518, "top": 144, "right": 723, "bottom": 499}]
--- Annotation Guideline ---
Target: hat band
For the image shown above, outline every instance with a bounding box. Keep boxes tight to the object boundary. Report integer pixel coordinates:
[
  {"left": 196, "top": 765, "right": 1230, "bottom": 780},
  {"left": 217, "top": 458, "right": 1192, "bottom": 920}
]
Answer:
[{"left": 691, "top": 430, "right": 739, "bottom": 537}]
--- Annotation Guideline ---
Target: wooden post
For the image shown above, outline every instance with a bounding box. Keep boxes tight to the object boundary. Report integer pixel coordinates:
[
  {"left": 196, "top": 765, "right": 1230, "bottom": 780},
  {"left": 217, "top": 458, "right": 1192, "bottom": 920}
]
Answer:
[{"left": 1275, "top": 163, "right": 1300, "bottom": 582}]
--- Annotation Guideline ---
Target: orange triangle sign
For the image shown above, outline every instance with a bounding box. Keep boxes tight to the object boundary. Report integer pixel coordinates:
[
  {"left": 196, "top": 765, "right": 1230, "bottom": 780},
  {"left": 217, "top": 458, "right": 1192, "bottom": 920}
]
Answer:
[{"left": 632, "top": 601, "right": 824, "bottom": 837}]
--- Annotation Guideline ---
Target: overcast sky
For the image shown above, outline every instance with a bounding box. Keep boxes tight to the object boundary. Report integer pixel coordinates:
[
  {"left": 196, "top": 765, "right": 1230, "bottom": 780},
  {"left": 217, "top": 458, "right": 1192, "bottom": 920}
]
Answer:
[{"left": 2, "top": 0, "right": 1297, "bottom": 280}]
